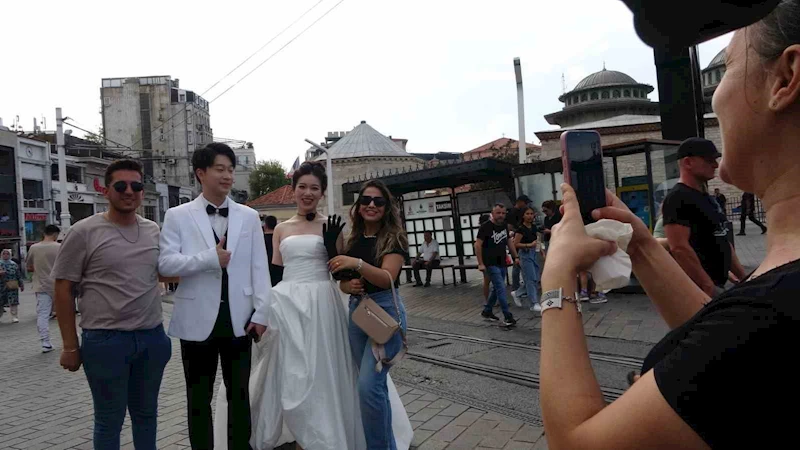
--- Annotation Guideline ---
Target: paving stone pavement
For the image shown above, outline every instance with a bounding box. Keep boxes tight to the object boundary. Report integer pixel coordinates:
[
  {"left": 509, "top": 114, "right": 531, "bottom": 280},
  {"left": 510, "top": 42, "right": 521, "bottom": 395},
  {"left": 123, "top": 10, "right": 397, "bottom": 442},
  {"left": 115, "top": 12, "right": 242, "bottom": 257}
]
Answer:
[
  {"left": 0, "top": 295, "right": 547, "bottom": 450},
  {"left": 401, "top": 229, "right": 766, "bottom": 344}
]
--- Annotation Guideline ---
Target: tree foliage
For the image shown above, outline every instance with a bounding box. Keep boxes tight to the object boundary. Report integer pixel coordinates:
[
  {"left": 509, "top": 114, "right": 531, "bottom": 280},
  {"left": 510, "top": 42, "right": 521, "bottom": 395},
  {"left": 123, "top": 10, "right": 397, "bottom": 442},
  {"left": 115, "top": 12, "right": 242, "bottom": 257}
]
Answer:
[{"left": 249, "top": 160, "right": 289, "bottom": 200}]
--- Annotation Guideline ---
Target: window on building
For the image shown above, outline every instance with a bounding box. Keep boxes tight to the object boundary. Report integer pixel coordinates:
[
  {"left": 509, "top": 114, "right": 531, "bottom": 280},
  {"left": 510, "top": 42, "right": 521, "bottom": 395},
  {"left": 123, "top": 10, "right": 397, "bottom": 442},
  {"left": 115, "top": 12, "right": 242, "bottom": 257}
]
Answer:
[
  {"left": 590, "top": 91, "right": 599, "bottom": 100},
  {"left": 714, "top": 70, "right": 721, "bottom": 83},
  {"left": 52, "top": 165, "right": 82, "bottom": 183},
  {"left": 22, "top": 179, "right": 44, "bottom": 209},
  {"left": 613, "top": 90, "right": 621, "bottom": 98},
  {"left": 179, "top": 93, "right": 186, "bottom": 102},
  {"left": 601, "top": 91, "right": 610, "bottom": 99},
  {"left": 581, "top": 93, "right": 588, "bottom": 102},
  {"left": 188, "top": 133, "right": 193, "bottom": 145},
  {"left": 103, "top": 97, "right": 111, "bottom": 106},
  {"left": 143, "top": 206, "right": 156, "bottom": 222},
  {"left": 633, "top": 90, "right": 640, "bottom": 98},
  {"left": 624, "top": 89, "right": 631, "bottom": 97}
]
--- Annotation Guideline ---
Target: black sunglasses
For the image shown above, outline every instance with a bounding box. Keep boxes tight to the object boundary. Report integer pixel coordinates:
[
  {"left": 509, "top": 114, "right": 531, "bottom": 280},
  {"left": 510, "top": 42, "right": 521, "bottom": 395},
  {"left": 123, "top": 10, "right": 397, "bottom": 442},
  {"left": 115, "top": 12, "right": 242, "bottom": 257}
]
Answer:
[
  {"left": 112, "top": 181, "right": 144, "bottom": 193},
  {"left": 358, "top": 195, "right": 387, "bottom": 207}
]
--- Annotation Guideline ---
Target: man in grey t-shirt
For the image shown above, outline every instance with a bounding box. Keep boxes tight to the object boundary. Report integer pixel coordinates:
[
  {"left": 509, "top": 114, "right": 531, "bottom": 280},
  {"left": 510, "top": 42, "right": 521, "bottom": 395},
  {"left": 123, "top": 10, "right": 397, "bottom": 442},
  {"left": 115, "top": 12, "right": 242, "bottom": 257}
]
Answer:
[
  {"left": 51, "top": 159, "right": 171, "bottom": 449},
  {"left": 26, "top": 224, "right": 61, "bottom": 352}
]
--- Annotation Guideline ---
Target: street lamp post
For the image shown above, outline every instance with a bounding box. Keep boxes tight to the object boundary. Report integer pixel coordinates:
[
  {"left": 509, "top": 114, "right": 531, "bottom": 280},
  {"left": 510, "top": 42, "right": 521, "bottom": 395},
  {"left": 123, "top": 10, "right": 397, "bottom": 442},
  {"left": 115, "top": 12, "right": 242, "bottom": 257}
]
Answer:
[
  {"left": 513, "top": 57, "right": 527, "bottom": 165},
  {"left": 56, "top": 108, "right": 71, "bottom": 231},
  {"left": 304, "top": 139, "right": 334, "bottom": 216}
]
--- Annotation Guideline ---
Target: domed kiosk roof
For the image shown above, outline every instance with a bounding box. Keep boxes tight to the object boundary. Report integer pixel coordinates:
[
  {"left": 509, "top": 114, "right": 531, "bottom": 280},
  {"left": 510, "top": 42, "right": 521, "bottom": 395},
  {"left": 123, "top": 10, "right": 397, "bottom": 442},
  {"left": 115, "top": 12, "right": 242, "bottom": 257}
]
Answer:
[
  {"left": 707, "top": 48, "right": 726, "bottom": 69},
  {"left": 573, "top": 69, "right": 638, "bottom": 90},
  {"left": 315, "top": 121, "right": 410, "bottom": 161}
]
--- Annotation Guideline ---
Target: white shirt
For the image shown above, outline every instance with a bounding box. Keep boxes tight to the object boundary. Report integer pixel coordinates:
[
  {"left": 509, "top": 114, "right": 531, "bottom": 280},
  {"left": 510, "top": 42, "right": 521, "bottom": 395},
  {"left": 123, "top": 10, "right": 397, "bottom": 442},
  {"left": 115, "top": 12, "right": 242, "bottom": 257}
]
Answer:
[
  {"left": 200, "top": 194, "right": 229, "bottom": 240},
  {"left": 419, "top": 240, "right": 440, "bottom": 261}
]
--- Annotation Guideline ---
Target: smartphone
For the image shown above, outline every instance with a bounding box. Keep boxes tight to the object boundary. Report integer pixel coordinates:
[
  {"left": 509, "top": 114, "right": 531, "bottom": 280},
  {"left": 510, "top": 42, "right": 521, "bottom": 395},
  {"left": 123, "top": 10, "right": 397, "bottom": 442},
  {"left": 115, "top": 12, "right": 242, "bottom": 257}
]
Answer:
[{"left": 561, "top": 130, "right": 606, "bottom": 224}]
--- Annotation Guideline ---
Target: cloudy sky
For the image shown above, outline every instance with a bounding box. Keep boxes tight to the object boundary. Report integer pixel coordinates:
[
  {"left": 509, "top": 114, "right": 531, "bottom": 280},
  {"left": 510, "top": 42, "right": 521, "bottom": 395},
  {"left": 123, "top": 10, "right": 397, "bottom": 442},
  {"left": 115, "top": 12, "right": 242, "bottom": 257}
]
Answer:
[{"left": 2, "top": 0, "right": 729, "bottom": 172}]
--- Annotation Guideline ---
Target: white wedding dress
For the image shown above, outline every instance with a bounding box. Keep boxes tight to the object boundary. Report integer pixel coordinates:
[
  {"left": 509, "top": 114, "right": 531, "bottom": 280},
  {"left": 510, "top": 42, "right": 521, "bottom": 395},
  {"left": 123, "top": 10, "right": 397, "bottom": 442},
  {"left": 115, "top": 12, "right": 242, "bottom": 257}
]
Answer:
[{"left": 214, "top": 234, "right": 413, "bottom": 449}]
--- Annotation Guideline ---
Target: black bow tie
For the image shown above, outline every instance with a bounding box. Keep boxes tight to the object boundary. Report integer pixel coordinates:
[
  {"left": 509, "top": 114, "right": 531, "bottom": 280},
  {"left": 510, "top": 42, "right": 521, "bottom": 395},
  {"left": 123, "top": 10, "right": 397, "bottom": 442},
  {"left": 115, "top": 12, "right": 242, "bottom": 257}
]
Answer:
[{"left": 206, "top": 204, "right": 229, "bottom": 217}]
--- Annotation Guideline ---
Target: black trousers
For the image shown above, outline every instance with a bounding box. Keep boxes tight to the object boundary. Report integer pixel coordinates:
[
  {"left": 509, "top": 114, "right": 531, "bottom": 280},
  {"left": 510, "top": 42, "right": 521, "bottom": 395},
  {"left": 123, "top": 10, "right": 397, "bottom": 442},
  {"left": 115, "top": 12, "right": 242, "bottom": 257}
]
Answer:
[
  {"left": 739, "top": 211, "right": 766, "bottom": 233},
  {"left": 413, "top": 259, "right": 441, "bottom": 283},
  {"left": 180, "top": 302, "right": 252, "bottom": 450}
]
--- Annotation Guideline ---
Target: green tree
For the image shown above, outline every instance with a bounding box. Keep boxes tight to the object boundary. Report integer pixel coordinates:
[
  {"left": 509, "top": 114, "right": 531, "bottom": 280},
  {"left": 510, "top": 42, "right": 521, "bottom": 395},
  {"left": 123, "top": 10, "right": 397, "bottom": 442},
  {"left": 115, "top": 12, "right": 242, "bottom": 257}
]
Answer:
[
  {"left": 249, "top": 160, "right": 289, "bottom": 200},
  {"left": 83, "top": 127, "right": 105, "bottom": 145}
]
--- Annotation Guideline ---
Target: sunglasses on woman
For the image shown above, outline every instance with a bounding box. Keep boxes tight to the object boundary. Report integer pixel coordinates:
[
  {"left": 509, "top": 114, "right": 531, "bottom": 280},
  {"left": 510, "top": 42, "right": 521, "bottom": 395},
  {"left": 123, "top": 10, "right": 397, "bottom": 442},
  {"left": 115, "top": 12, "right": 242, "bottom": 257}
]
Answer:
[
  {"left": 112, "top": 181, "right": 145, "bottom": 193},
  {"left": 358, "top": 195, "right": 387, "bottom": 207}
]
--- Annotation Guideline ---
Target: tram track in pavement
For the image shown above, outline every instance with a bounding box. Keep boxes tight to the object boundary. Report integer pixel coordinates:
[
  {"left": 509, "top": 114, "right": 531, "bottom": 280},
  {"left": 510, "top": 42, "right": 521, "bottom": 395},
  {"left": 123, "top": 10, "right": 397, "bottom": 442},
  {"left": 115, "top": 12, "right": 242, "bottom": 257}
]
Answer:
[
  {"left": 407, "top": 327, "right": 645, "bottom": 369},
  {"left": 405, "top": 327, "right": 641, "bottom": 403}
]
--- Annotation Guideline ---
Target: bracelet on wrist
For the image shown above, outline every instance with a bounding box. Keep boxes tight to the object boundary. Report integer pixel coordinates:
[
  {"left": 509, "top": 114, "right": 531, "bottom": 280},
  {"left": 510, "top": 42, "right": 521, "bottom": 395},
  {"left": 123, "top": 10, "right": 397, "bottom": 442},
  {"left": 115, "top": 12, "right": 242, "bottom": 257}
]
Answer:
[
  {"left": 63, "top": 348, "right": 78, "bottom": 353},
  {"left": 356, "top": 258, "right": 363, "bottom": 272}
]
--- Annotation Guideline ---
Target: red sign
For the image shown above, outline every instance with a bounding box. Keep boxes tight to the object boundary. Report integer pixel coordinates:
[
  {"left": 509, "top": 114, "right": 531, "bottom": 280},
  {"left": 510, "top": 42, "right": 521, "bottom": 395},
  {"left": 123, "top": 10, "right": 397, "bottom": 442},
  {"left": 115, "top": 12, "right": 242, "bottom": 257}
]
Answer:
[
  {"left": 25, "top": 213, "right": 48, "bottom": 221},
  {"left": 94, "top": 178, "right": 107, "bottom": 194}
]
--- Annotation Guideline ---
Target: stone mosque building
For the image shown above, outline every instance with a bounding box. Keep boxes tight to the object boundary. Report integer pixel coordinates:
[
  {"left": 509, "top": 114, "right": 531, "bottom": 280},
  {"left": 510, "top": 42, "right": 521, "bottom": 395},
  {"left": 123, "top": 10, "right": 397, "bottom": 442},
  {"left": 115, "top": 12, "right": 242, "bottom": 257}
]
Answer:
[
  {"left": 309, "top": 120, "right": 424, "bottom": 219},
  {"left": 535, "top": 49, "right": 743, "bottom": 212}
]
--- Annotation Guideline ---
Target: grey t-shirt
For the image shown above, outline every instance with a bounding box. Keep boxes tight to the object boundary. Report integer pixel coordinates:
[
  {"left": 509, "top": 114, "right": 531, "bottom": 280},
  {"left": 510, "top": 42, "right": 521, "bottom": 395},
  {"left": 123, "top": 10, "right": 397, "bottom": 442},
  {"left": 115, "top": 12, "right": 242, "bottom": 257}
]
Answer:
[
  {"left": 26, "top": 241, "right": 60, "bottom": 297},
  {"left": 51, "top": 213, "right": 162, "bottom": 331}
]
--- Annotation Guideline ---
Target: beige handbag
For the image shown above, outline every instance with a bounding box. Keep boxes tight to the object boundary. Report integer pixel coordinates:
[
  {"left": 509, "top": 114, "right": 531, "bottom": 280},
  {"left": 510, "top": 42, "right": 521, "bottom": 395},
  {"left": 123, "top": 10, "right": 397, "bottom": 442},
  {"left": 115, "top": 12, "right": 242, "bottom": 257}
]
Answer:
[
  {"left": 351, "top": 270, "right": 407, "bottom": 372},
  {"left": 5, "top": 280, "right": 19, "bottom": 291}
]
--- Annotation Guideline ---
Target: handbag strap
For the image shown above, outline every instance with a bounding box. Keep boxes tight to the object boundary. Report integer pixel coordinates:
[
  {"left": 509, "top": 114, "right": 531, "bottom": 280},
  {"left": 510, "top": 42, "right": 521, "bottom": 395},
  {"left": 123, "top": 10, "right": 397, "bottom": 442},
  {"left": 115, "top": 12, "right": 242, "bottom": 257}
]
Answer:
[{"left": 369, "top": 269, "right": 408, "bottom": 372}]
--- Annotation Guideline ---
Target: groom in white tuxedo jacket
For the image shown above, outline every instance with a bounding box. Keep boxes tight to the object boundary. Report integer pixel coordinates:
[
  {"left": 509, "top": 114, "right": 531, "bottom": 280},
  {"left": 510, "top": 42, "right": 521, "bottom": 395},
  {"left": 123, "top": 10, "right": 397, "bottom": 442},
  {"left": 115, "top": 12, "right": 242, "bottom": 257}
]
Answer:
[{"left": 159, "top": 143, "right": 270, "bottom": 450}]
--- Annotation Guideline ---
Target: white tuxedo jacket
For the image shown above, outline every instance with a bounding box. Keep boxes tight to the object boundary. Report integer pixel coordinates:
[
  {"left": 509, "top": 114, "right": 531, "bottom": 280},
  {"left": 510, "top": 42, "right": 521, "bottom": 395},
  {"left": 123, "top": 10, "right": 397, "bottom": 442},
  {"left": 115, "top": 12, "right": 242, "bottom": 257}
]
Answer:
[{"left": 159, "top": 196, "right": 272, "bottom": 341}]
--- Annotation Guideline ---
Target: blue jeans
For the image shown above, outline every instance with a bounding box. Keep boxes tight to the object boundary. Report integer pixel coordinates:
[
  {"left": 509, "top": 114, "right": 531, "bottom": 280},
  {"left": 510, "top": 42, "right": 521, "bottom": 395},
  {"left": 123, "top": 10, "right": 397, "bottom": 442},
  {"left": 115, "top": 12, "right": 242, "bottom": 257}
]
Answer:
[
  {"left": 349, "top": 290, "right": 407, "bottom": 450},
  {"left": 516, "top": 250, "right": 541, "bottom": 307},
  {"left": 81, "top": 324, "right": 172, "bottom": 450},
  {"left": 483, "top": 265, "right": 511, "bottom": 318}
]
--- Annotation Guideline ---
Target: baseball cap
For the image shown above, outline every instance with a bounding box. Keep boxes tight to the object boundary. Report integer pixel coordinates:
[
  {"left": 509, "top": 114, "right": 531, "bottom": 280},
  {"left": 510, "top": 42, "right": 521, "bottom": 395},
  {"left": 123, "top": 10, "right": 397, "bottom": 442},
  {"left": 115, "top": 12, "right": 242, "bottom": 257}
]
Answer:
[
  {"left": 516, "top": 195, "right": 531, "bottom": 204},
  {"left": 676, "top": 137, "right": 721, "bottom": 159}
]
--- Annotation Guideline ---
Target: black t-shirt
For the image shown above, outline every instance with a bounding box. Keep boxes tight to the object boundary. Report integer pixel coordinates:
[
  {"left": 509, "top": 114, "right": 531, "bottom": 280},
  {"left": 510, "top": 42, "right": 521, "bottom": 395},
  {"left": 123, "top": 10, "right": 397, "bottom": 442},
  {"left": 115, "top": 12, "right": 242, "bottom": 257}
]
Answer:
[
  {"left": 477, "top": 221, "right": 509, "bottom": 267},
  {"left": 641, "top": 259, "right": 800, "bottom": 449},
  {"left": 345, "top": 235, "right": 407, "bottom": 295},
  {"left": 506, "top": 207, "right": 523, "bottom": 229},
  {"left": 742, "top": 192, "right": 755, "bottom": 213},
  {"left": 542, "top": 211, "right": 562, "bottom": 242},
  {"left": 515, "top": 223, "right": 538, "bottom": 245},
  {"left": 662, "top": 183, "right": 731, "bottom": 286}
]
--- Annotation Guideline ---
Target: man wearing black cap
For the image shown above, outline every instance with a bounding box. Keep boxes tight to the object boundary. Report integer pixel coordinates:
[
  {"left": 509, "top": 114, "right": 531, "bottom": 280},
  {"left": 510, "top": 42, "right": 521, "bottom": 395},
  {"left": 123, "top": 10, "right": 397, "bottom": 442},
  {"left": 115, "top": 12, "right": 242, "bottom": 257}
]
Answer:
[{"left": 662, "top": 138, "right": 745, "bottom": 296}]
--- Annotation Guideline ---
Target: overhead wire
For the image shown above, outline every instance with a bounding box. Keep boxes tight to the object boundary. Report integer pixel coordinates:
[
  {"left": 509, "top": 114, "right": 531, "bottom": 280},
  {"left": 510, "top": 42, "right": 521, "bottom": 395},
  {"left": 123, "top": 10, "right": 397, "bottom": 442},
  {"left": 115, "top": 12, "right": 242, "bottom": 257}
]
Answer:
[{"left": 127, "top": 0, "right": 332, "bottom": 150}]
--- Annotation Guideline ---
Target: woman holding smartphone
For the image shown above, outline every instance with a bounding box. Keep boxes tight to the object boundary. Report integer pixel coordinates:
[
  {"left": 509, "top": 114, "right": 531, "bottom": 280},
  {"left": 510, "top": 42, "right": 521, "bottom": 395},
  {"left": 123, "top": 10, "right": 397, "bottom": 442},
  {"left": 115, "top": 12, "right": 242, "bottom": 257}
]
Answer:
[
  {"left": 330, "top": 179, "right": 411, "bottom": 450},
  {"left": 538, "top": 3, "right": 800, "bottom": 447}
]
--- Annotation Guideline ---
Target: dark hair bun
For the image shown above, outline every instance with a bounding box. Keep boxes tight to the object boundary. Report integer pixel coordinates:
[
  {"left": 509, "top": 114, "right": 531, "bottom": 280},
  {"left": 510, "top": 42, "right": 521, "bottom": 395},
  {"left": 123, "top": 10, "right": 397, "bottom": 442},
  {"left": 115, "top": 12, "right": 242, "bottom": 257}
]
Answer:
[{"left": 292, "top": 161, "right": 328, "bottom": 191}]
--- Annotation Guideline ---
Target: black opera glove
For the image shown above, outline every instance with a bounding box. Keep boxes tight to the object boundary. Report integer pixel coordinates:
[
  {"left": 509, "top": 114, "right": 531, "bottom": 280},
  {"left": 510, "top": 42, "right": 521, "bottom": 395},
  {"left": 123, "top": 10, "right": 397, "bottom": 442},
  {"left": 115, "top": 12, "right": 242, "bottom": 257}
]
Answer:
[{"left": 323, "top": 214, "right": 345, "bottom": 260}]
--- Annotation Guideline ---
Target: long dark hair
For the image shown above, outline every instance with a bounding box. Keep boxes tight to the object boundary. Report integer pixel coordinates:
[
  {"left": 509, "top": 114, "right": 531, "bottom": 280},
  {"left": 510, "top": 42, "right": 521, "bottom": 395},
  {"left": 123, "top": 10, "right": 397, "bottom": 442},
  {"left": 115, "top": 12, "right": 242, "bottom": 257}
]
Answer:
[{"left": 345, "top": 180, "right": 408, "bottom": 264}]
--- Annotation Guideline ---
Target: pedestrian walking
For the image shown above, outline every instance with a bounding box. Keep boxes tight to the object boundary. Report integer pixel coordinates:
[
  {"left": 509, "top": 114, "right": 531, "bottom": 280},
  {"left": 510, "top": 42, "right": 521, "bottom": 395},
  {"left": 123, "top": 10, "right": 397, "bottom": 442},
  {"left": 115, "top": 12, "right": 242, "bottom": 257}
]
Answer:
[
  {"left": 25, "top": 224, "right": 61, "bottom": 352},
  {"left": 0, "top": 249, "right": 24, "bottom": 323},
  {"left": 512, "top": 207, "right": 542, "bottom": 312},
  {"left": 662, "top": 138, "right": 747, "bottom": 295},
  {"left": 52, "top": 159, "right": 171, "bottom": 450},
  {"left": 738, "top": 192, "right": 768, "bottom": 235},
  {"left": 506, "top": 195, "right": 530, "bottom": 294},
  {"left": 538, "top": 8, "right": 800, "bottom": 447},
  {"left": 476, "top": 203, "right": 519, "bottom": 326}
]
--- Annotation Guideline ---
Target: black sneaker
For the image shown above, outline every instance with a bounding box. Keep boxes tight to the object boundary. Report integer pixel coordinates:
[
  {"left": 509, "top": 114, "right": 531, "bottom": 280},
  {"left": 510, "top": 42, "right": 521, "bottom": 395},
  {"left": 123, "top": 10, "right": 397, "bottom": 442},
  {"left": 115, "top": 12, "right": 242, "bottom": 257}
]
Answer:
[
  {"left": 413, "top": 283, "right": 423, "bottom": 287},
  {"left": 481, "top": 311, "right": 500, "bottom": 321},
  {"left": 503, "top": 316, "right": 517, "bottom": 326},
  {"left": 424, "top": 282, "right": 431, "bottom": 287}
]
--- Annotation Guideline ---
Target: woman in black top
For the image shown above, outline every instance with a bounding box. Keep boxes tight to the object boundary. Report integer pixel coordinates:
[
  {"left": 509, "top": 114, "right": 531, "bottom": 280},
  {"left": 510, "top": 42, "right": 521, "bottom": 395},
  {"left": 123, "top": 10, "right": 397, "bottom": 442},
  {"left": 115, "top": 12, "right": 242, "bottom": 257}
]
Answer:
[
  {"left": 512, "top": 207, "right": 542, "bottom": 312},
  {"left": 329, "top": 179, "right": 408, "bottom": 449},
  {"left": 537, "top": 3, "right": 800, "bottom": 449}
]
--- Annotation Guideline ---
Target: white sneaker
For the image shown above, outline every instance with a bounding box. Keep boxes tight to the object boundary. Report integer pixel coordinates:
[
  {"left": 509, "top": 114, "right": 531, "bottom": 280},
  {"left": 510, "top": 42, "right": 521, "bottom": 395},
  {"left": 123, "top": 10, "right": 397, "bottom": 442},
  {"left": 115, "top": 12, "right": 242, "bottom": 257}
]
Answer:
[
  {"left": 11, "top": 317, "right": 19, "bottom": 323},
  {"left": 579, "top": 290, "right": 590, "bottom": 301},
  {"left": 530, "top": 303, "right": 542, "bottom": 313},
  {"left": 511, "top": 291, "right": 522, "bottom": 307},
  {"left": 590, "top": 292, "right": 608, "bottom": 304},
  {"left": 42, "top": 345, "right": 54, "bottom": 353}
]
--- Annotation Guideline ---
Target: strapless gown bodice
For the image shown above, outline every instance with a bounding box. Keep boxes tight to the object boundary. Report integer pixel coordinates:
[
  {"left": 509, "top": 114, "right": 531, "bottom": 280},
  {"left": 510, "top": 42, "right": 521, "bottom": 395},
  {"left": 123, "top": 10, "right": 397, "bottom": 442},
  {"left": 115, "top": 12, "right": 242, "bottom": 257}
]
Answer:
[{"left": 280, "top": 235, "right": 330, "bottom": 283}]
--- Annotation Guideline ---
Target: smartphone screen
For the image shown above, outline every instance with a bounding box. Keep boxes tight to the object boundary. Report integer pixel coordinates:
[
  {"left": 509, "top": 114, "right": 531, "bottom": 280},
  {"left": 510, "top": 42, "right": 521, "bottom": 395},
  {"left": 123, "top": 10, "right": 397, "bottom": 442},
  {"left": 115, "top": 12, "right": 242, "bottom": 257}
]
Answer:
[{"left": 561, "top": 131, "right": 605, "bottom": 224}]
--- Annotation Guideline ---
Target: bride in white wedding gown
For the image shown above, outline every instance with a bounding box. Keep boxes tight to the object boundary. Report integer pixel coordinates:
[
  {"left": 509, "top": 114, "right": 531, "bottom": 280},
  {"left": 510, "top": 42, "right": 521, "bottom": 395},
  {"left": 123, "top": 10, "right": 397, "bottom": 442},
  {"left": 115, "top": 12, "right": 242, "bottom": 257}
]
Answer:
[{"left": 214, "top": 164, "right": 412, "bottom": 450}]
